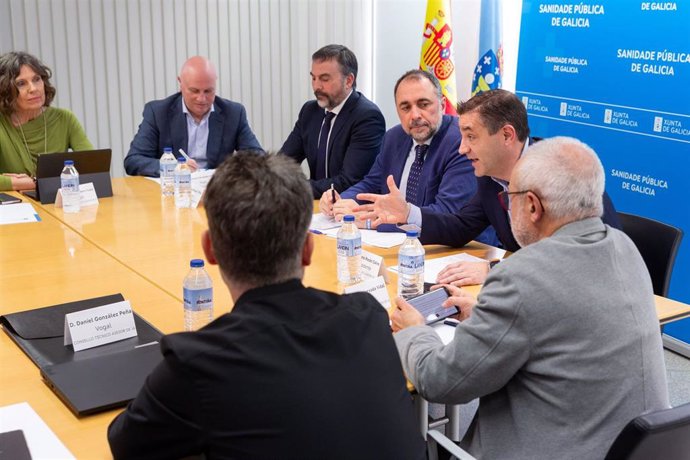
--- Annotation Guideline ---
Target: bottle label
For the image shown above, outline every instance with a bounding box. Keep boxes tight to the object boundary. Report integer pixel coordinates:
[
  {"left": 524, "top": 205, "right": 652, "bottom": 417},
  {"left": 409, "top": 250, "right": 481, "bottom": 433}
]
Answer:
[
  {"left": 183, "top": 287, "right": 213, "bottom": 312},
  {"left": 61, "top": 177, "right": 79, "bottom": 192},
  {"left": 160, "top": 163, "right": 176, "bottom": 175},
  {"left": 399, "top": 254, "right": 424, "bottom": 275},
  {"left": 175, "top": 174, "right": 191, "bottom": 187},
  {"left": 337, "top": 237, "right": 362, "bottom": 257}
]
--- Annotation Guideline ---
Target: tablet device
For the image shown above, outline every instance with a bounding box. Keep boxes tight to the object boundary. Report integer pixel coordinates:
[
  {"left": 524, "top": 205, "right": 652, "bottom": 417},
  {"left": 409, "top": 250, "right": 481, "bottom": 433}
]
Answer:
[
  {"left": 21, "top": 149, "right": 113, "bottom": 204},
  {"left": 407, "top": 287, "right": 457, "bottom": 325}
]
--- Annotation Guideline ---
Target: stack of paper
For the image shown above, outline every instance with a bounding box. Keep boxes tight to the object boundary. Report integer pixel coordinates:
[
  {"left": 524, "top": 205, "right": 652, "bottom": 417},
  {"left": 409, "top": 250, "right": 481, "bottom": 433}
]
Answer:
[{"left": 0, "top": 203, "right": 40, "bottom": 225}]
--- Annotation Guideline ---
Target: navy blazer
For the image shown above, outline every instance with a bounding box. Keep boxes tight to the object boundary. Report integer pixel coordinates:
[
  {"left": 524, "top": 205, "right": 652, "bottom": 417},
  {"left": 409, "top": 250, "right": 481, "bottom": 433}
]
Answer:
[
  {"left": 280, "top": 91, "right": 385, "bottom": 197},
  {"left": 341, "top": 114, "right": 472, "bottom": 213},
  {"left": 124, "top": 93, "right": 262, "bottom": 177},
  {"left": 420, "top": 138, "right": 621, "bottom": 251}
]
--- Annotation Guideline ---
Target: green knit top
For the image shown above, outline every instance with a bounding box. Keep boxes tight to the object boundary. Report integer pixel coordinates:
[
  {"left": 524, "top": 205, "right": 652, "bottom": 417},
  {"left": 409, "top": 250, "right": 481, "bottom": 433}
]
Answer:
[{"left": 0, "top": 107, "right": 93, "bottom": 190}]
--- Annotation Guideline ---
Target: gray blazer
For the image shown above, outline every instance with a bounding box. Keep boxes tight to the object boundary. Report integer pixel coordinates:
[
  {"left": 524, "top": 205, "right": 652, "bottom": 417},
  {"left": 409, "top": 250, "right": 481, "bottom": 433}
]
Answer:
[{"left": 395, "top": 217, "right": 669, "bottom": 459}]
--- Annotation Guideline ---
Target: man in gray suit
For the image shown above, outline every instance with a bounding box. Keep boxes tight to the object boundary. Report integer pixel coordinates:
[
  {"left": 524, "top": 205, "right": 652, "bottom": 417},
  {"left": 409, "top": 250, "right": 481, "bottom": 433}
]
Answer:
[{"left": 392, "top": 136, "right": 669, "bottom": 459}]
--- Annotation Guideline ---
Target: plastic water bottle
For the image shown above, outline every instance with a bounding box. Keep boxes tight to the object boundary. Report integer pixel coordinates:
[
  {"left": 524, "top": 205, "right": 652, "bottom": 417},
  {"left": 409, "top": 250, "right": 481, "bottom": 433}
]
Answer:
[
  {"left": 174, "top": 157, "right": 192, "bottom": 208},
  {"left": 398, "top": 230, "right": 425, "bottom": 299},
  {"left": 183, "top": 259, "right": 213, "bottom": 331},
  {"left": 336, "top": 215, "right": 362, "bottom": 285},
  {"left": 60, "top": 160, "right": 80, "bottom": 213},
  {"left": 159, "top": 147, "right": 177, "bottom": 197}
]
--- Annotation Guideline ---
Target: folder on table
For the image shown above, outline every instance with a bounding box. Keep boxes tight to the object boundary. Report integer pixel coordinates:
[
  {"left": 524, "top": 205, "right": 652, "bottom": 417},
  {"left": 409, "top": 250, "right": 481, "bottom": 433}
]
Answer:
[{"left": 0, "top": 294, "right": 163, "bottom": 417}]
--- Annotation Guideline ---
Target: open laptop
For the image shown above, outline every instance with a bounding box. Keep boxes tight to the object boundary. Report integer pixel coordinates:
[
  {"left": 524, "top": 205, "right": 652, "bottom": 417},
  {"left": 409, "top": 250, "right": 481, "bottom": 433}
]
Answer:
[{"left": 22, "top": 149, "right": 113, "bottom": 204}]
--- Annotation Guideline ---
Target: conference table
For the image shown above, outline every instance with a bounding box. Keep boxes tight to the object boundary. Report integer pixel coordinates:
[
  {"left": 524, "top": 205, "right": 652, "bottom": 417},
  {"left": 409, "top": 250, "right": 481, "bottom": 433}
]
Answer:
[{"left": 2, "top": 176, "right": 690, "bottom": 458}]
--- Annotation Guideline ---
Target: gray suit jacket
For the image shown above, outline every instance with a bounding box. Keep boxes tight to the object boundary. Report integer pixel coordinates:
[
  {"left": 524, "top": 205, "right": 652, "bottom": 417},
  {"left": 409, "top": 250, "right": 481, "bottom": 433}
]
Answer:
[{"left": 395, "top": 217, "right": 669, "bottom": 459}]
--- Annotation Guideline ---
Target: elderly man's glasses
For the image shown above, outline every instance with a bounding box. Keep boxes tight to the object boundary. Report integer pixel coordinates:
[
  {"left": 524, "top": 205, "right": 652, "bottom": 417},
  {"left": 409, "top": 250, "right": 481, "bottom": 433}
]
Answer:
[{"left": 498, "top": 190, "right": 544, "bottom": 212}]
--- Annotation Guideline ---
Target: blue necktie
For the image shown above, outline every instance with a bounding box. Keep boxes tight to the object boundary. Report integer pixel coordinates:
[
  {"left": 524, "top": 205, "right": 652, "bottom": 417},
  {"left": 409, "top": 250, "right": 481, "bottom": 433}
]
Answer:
[
  {"left": 405, "top": 144, "right": 428, "bottom": 205},
  {"left": 315, "top": 111, "right": 336, "bottom": 180}
]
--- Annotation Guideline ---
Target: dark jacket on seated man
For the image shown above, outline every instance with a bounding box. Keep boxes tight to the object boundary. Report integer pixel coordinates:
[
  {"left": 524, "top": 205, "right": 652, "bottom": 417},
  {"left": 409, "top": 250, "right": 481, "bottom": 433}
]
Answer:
[
  {"left": 124, "top": 93, "right": 262, "bottom": 177},
  {"left": 107, "top": 280, "right": 426, "bottom": 460}
]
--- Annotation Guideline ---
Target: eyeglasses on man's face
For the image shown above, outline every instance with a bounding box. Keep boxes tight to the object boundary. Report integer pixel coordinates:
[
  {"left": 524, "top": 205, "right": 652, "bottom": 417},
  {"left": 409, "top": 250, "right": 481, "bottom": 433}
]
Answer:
[{"left": 497, "top": 190, "right": 544, "bottom": 212}]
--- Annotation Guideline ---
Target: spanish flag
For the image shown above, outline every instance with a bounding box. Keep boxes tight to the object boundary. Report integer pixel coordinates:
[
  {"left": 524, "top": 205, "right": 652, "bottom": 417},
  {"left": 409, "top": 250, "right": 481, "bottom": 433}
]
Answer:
[{"left": 419, "top": 0, "right": 458, "bottom": 115}]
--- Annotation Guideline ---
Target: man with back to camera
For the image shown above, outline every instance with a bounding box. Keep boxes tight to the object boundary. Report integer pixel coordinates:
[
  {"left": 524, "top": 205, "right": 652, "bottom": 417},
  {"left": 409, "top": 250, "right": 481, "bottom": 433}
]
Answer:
[
  {"left": 318, "top": 69, "right": 498, "bottom": 245},
  {"left": 107, "top": 152, "right": 426, "bottom": 460},
  {"left": 355, "top": 89, "right": 620, "bottom": 286},
  {"left": 392, "top": 137, "right": 669, "bottom": 459},
  {"left": 281, "top": 44, "right": 386, "bottom": 198},
  {"left": 124, "top": 56, "right": 262, "bottom": 177}
]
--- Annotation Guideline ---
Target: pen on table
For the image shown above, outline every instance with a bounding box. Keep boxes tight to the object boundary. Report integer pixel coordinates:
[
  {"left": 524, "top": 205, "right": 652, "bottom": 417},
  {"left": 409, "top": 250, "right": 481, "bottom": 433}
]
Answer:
[
  {"left": 178, "top": 148, "right": 191, "bottom": 162},
  {"left": 330, "top": 183, "right": 336, "bottom": 204}
]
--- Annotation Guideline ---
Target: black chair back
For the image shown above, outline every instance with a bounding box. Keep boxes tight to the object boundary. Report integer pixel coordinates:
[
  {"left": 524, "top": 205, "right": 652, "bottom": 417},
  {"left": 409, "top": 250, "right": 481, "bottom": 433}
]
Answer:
[
  {"left": 617, "top": 212, "right": 683, "bottom": 297},
  {"left": 605, "top": 402, "right": 690, "bottom": 459}
]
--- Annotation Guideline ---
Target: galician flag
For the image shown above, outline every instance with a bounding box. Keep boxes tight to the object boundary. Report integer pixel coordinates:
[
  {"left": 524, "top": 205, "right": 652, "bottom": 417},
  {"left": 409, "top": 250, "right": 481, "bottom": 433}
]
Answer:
[
  {"left": 471, "top": 0, "right": 503, "bottom": 96},
  {"left": 419, "top": 0, "right": 458, "bottom": 115}
]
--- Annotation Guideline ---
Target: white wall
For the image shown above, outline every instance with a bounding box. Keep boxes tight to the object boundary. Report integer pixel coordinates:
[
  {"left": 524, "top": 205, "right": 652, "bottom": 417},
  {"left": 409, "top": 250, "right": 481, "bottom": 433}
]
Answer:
[
  {"left": 1, "top": 0, "right": 521, "bottom": 177},
  {"left": 1, "top": 0, "right": 373, "bottom": 178}
]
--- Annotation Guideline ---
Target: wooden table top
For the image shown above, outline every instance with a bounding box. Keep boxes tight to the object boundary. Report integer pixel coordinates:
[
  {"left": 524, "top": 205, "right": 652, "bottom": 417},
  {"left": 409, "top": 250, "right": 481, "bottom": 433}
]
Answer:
[
  {"left": 2, "top": 177, "right": 689, "bottom": 458},
  {"left": 0, "top": 201, "right": 181, "bottom": 458}
]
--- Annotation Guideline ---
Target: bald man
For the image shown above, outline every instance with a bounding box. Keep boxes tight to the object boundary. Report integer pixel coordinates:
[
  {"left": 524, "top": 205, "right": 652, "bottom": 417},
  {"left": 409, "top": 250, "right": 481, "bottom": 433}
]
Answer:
[{"left": 125, "top": 56, "right": 262, "bottom": 177}]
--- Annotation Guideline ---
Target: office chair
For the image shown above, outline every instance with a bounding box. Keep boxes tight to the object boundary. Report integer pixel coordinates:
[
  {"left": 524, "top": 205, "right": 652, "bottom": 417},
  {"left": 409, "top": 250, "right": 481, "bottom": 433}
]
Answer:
[
  {"left": 604, "top": 402, "right": 690, "bottom": 459},
  {"left": 617, "top": 212, "right": 683, "bottom": 297}
]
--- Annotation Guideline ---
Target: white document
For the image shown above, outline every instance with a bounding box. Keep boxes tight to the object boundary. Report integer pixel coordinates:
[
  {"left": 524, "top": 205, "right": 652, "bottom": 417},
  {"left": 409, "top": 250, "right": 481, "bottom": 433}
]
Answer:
[
  {"left": 63, "top": 300, "right": 138, "bottom": 352},
  {"left": 321, "top": 227, "right": 407, "bottom": 248},
  {"left": 432, "top": 319, "right": 460, "bottom": 345},
  {"left": 390, "top": 252, "right": 487, "bottom": 284},
  {"left": 0, "top": 402, "right": 75, "bottom": 459},
  {"left": 310, "top": 213, "right": 341, "bottom": 232},
  {"left": 190, "top": 169, "right": 216, "bottom": 208},
  {"left": 0, "top": 202, "right": 40, "bottom": 225},
  {"left": 344, "top": 275, "right": 391, "bottom": 309}
]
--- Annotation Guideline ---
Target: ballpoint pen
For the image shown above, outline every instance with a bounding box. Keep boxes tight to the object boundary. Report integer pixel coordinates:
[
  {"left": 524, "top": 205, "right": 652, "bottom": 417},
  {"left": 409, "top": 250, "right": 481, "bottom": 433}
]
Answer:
[
  {"left": 330, "top": 183, "right": 336, "bottom": 204},
  {"left": 178, "top": 148, "right": 191, "bottom": 162}
]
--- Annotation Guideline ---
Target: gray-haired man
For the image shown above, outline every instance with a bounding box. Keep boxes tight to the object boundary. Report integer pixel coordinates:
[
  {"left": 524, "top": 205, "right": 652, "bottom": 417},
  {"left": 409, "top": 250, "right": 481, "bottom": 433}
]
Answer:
[{"left": 392, "top": 137, "right": 669, "bottom": 459}]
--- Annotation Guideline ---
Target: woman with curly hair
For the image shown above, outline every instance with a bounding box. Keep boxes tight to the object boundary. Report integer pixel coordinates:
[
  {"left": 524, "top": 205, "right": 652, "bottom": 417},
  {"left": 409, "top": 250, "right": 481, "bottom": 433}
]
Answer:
[{"left": 0, "top": 51, "right": 93, "bottom": 191}]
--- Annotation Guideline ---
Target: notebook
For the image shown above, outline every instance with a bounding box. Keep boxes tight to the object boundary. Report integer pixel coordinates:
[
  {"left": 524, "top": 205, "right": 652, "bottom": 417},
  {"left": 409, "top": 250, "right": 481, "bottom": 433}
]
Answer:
[
  {"left": 1, "top": 294, "right": 163, "bottom": 417},
  {"left": 22, "top": 149, "right": 113, "bottom": 204}
]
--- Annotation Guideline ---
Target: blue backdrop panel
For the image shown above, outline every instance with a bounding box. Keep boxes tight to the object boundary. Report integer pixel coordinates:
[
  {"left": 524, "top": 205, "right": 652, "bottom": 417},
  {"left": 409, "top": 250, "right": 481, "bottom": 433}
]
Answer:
[{"left": 516, "top": 1, "right": 690, "bottom": 342}]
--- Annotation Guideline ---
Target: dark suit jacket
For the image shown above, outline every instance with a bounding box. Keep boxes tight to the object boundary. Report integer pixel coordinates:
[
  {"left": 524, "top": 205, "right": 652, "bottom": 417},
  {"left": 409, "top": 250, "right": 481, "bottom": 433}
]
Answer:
[
  {"left": 420, "top": 138, "right": 621, "bottom": 252},
  {"left": 124, "top": 93, "right": 262, "bottom": 177},
  {"left": 108, "top": 280, "right": 425, "bottom": 460},
  {"left": 341, "top": 115, "right": 471, "bottom": 213},
  {"left": 342, "top": 114, "right": 499, "bottom": 245},
  {"left": 280, "top": 91, "right": 385, "bottom": 197}
]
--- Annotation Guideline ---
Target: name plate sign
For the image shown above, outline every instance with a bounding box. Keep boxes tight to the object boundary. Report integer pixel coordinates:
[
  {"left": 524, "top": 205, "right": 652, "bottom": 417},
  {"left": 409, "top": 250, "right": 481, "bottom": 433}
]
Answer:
[
  {"left": 55, "top": 182, "right": 99, "bottom": 208},
  {"left": 361, "top": 250, "right": 388, "bottom": 282},
  {"left": 63, "top": 300, "right": 138, "bottom": 351},
  {"left": 344, "top": 275, "right": 391, "bottom": 309}
]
